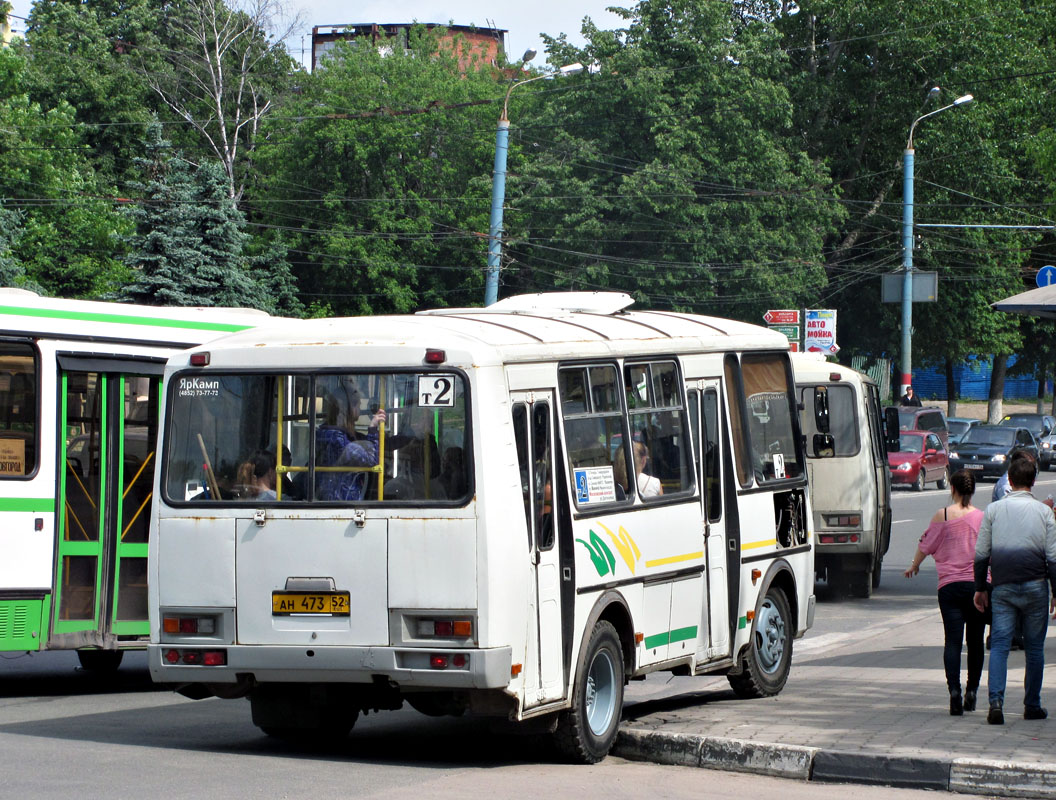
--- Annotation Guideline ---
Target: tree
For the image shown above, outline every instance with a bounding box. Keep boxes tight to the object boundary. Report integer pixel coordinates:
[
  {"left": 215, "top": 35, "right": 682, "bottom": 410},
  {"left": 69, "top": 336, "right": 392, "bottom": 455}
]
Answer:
[
  {"left": 253, "top": 26, "right": 502, "bottom": 315},
  {"left": 507, "top": 0, "right": 842, "bottom": 317},
  {"left": 118, "top": 124, "right": 276, "bottom": 309},
  {"left": 0, "top": 45, "right": 129, "bottom": 297},
  {"left": 777, "top": 0, "right": 1052, "bottom": 404},
  {"left": 148, "top": 0, "right": 299, "bottom": 204}
]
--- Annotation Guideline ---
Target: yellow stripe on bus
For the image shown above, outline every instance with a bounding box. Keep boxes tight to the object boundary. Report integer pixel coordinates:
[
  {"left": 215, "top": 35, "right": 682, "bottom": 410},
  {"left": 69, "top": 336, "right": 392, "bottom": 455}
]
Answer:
[
  {"left": 644, "top": 551, "right": 704, "bottom": 568},
  {"left": 741, "top": 539, "right": 778, "bottom": 551}
]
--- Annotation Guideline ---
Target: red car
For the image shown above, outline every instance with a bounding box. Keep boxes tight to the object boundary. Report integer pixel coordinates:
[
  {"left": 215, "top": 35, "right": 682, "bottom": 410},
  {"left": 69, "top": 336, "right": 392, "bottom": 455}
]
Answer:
[{"left": 888, "top": 430, "right": 949, "bottom": 491}]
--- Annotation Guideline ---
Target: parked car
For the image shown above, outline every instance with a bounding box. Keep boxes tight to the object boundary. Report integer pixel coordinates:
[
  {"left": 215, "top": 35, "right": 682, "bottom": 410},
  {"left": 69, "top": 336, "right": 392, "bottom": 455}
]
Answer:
[
  {"left": 947, "top": 417, "right": 981, "bottom": 446},
  {"left": 948, "top": 424, "right": 1039, "bottom": 479},
  {"left": 888, "top": 430, "right": 949, "bottom": 491},
  {"left": 998, "top": 413, "right": 1056, "bottom": 470},
  {"left": 887, "top": 405, "right": 949, "bottom": 449}
]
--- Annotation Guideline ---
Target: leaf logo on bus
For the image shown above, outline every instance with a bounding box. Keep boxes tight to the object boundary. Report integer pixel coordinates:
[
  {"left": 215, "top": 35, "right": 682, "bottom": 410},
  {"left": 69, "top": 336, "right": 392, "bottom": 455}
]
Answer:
[{"left": 576, "top": 525, "right": 641, "bottom": 577}]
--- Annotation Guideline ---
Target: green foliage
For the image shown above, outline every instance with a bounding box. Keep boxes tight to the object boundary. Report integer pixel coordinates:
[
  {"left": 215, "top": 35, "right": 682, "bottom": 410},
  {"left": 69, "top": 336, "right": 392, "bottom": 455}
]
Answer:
[
  {"left": 509, "top": 0, "right": 842, "bottom": 317},
  {"left": 0, "top": 45, "right": 129, "bottom": 297},
  {"left": 118, "top": 125, "right": 278, "bottom": 309},
  {"left": 253, "top": 26, "right": 501, "bottom": 316}
]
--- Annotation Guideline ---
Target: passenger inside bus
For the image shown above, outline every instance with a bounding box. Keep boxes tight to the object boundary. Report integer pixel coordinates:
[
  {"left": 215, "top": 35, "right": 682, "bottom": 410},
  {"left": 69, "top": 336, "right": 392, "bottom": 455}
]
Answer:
[
  {"left": 314, "top": 387, "right": 386, "bottom": 501},
  {"left": 235, "top": 450, "right": 277, "bottom": 500},
  {"left": 383, "top": 435, "right": 445, "bottom": 500}
]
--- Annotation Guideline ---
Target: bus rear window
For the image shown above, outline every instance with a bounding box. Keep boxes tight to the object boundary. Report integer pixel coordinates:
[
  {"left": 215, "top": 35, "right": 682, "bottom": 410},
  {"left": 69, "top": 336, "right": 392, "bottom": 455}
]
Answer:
[{"left": 163, "top": 371, "right": 470, "bottom": 505}]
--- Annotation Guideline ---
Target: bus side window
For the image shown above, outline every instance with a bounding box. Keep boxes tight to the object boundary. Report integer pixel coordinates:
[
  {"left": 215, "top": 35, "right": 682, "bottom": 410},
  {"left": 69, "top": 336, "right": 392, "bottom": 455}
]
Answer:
[
  {"left": 559, "top": 364, "right": 629, "bottom": 507},
  {"left": 0, "top": 342, "right": 38, "bottom": 477},
  {"left": 624, "top": 360, "right": 692, "bottom": 499},
  {"left": 512, "top": 403, "right": 532, "bottom": 549},
  {"left": 532, "top": 402, "right": 554, "bottom": 550},
  {"left": 702, "top": 389, "right": 722, "bottom": 522}
]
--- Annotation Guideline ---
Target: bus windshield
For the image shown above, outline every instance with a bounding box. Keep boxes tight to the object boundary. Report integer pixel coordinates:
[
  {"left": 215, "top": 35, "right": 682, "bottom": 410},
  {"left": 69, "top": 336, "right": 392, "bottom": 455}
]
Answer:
[{"left": 163, "top": 371, "right": 470, "bottom": 504}]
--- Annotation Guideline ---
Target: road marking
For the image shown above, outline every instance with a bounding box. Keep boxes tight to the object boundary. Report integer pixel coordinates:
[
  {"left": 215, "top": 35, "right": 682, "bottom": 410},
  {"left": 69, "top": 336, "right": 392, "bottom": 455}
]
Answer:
[
  {"left": 796, "top": 607, "right": 937, "bottom": 658},
  {"left": 892, "top": 519, "right": 914, "bottom": 524}
]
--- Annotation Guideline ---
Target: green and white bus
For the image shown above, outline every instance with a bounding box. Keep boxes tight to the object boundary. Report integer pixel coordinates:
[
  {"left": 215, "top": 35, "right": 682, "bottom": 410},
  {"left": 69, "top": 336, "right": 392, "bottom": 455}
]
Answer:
[
  {"left": 0, "top": 289, "right": 272, "bottom": 670},
  {"left": 148, "top": 292, "right": 815, "bottom": 761}
]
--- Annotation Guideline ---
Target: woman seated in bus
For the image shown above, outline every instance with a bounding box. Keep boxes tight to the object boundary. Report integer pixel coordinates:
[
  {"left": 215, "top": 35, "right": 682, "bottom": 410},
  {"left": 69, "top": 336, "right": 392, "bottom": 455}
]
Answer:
[
  {"left": 315, "top": 390, "right": 386, "bottom": 502},
  {"left": 632, "top": 440, "right": 663, "bottom": 498},
  {"left": 235, "top": 450, "right": 278, "bottom": 501}
]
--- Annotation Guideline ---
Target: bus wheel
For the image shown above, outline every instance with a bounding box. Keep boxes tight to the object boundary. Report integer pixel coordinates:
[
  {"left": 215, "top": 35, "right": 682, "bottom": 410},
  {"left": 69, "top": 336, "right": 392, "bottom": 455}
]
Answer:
[
  {"left": 728, "top": 587, "right": 792, "bottom": 698},
  {"left": 554, "top": 620, "right": 624, "bottom": 763},
  {"left": 76, "top": 649, "right": 124, "bottom": 672}
]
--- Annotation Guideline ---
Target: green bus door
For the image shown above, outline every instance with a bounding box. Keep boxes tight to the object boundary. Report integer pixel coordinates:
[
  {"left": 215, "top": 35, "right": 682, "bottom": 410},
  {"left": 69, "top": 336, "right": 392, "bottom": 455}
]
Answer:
[{"left": 53, "top": 371, "right": 159, "bottom": 648}]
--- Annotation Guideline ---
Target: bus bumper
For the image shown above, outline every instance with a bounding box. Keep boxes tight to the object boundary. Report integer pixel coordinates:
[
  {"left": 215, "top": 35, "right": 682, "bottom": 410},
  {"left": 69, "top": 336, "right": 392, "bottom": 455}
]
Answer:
[{"left": 148, "top": 644, "right": 513, "bottom": 690}]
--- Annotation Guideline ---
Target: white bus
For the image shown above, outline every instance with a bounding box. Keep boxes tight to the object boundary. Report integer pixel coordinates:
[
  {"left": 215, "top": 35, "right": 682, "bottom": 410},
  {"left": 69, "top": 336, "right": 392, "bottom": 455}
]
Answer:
[
  {"left": 148, "top": 292, "right": 814, "bottom": 762},
  {"left": 792, "top": 353, "right": 891, "bottom": 598},
  {"left": 0, "top": 289, "right": 272, "bottom": 670}
]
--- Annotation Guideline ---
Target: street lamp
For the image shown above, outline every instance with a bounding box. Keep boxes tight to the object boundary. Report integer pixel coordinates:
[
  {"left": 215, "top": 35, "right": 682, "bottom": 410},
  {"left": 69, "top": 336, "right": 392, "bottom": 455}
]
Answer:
[
  {"left": 899, "top": 90, "right": 973, "bottom": 397},
  {"left": 484, "top": 58, "right": 585, "bottom": 306}
]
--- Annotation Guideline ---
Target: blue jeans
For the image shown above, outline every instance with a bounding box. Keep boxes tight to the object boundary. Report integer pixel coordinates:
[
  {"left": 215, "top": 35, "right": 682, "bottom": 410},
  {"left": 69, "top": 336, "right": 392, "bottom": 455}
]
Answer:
[{"left": 988, "top": 579, "right": 1050, "bottom": 709}]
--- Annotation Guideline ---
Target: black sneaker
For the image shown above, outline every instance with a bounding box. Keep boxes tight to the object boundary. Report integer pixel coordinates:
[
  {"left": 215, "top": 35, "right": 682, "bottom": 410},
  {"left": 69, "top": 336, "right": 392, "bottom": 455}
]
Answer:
[
  {"left": 1024, "top": 706, "right": 1048, "bottom": 720},
  {"left": 988, "top": 704, "right": 1004, "bottom": 725},
  {"left": 964, "top": 689, "right": 977, "bottom": 712}
]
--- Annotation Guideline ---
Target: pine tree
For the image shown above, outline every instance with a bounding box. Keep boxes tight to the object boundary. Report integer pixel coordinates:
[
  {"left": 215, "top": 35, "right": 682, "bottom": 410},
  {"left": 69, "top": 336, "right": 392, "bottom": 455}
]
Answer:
[{"left": 119, "top": 124, "right": 272, "bottom": 309}]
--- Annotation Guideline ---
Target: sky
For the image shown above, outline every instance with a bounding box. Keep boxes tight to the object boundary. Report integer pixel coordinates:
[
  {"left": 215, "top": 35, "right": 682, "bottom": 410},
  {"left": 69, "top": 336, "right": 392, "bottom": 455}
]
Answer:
[{"left": 5, "top": 1, "right": 628, "bottom": 69}]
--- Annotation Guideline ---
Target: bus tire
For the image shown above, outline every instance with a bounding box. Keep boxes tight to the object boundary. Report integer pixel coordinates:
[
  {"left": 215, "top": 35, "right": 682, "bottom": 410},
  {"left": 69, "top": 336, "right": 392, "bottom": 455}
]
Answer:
[
  {"left": 554, "top": 620, "right": 624, "bottom": 763},
  {"left": 76, "top": 649, "right": 124, "bottom": 672},
  {"left": 727, "top": 587, "right": 792, "bottom": 698},
  {"left": 872, "top": 556, "right": 883, "bottom": 589}
]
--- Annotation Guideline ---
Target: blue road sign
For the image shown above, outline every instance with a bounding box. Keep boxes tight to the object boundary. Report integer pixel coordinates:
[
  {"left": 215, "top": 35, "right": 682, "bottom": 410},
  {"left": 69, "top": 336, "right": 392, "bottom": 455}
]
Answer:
[{"left": 1037, "top": 265, "right": 1056, "bottom": 288}]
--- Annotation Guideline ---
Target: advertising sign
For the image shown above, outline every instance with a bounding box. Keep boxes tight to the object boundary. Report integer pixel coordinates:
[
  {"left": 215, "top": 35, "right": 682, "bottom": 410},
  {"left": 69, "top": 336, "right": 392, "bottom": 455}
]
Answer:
[
  {"left": 805, "top": 309, "right": 839, "bottom": 354},
  {"left": 763, "top": 309, "right": 800, "bottom": 325}
]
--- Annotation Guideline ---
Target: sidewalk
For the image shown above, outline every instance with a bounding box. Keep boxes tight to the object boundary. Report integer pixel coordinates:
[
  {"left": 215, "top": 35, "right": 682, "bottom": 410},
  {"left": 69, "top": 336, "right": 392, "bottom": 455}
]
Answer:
[{"left": 615, "top": 606, "right": 1056, "bottom": 797}]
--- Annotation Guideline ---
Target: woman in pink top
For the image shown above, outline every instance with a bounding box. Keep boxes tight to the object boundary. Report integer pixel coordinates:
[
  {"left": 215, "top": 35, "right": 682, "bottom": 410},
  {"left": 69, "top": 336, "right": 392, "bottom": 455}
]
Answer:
[{"left": 904, "top": 470, "right": 986, "bottom": 716}]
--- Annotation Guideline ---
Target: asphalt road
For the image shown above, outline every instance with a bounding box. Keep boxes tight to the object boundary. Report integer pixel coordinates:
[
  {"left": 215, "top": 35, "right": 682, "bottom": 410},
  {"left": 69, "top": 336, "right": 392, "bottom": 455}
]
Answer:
[{"left": 4, "top": 476, "right": 1052, "bottom": 797}]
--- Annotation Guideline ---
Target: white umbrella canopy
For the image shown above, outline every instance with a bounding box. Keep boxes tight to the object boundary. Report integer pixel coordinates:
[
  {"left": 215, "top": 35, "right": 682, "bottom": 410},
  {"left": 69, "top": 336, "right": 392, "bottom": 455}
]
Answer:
[{"left": 992, "top": 284, "right": 1056, "bottom": 319}]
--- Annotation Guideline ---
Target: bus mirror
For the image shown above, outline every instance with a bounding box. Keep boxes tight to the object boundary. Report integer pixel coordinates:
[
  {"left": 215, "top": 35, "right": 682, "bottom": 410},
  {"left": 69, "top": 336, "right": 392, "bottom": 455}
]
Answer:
[
  {"left": 813, "top": 433, "right": 835, "bottom": 458},
  {"left": 884, "top": 407, "right": 901, "bottom": 453},
  {"left": 813, "top": 387, "right": 830, "bottom": 434}
]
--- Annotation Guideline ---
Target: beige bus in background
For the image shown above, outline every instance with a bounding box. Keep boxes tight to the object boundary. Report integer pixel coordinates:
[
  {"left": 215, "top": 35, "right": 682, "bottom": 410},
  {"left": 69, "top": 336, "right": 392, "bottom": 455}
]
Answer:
[{"left": 792, "top": 353, "right": 891, "bottom": 598}]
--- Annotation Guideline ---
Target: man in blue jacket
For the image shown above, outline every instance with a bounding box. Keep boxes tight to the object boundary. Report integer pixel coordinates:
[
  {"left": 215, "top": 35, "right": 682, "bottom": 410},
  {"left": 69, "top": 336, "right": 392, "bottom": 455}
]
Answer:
[{"left": 974, "top": 457, "right": 1056, "bottom": 724}]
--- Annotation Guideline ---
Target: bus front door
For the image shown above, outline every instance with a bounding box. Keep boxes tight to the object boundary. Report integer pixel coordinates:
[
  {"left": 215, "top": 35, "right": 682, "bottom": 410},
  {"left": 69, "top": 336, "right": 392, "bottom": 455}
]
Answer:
[{"left": 52, "top": 370, "right": 159, "bottom": 652}]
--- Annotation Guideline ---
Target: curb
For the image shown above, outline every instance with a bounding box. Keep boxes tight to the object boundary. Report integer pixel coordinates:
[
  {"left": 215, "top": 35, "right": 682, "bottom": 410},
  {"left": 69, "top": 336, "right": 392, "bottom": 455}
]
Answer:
[{"left": 614, "top": 727, "right": 1056, "bottom": 798}]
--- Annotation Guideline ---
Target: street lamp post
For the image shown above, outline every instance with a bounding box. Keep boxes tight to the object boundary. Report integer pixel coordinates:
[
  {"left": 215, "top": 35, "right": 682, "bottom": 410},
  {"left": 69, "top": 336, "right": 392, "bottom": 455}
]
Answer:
[
  {"left": 484, "top": 59, "right": 584, "bottom": 306},
  {"left": 899, "top": 91, "right": 973, "bottom": 398}
]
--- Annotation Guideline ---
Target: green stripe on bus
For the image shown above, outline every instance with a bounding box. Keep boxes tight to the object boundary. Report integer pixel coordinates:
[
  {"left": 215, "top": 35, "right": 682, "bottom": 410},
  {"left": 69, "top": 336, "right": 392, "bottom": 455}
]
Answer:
[
  {"left": 643, "top": 625, "right": 698, "bottom": 650},
  {"left": 0, "top": 304, "right": 253, "bottom": 333},
  {"left": 0, "top": 498, "right": 54, "bottom": 512}
]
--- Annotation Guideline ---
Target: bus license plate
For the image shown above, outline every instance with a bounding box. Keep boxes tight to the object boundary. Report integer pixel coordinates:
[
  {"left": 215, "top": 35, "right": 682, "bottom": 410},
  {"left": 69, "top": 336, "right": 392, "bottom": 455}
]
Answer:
[{"left": 272, "top": 591, "right": 351, "bottom": 616}]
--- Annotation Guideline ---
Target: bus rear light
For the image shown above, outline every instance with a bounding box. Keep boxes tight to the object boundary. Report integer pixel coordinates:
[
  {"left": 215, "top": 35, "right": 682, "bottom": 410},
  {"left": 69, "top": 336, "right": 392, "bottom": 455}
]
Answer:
[
  {"left": 430, "top": 654, "right": 449, "bottom": 669},
  {"left": 424, "top": 349, "right": 446, "bottom": 364},
  {"left": 190, "top": 352, "right": 210, "bottom": 366},
  {"left": 163, "top": 615, "right": 216, "bottom": 635},
  {"left": 417, "top": 618, "right": 473, "bottom": 639},
  {"left": 164, "top": 648, "right": 227, "bottom": 666},
  {"left": 452, "top": 654, "right": 467, "bottom": 668},
  {"left": 202, "top": 650, "right": 227, "bottom": 666},
  {"left": 824, "top": 514, "right": 862, "bottom": 528}
]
